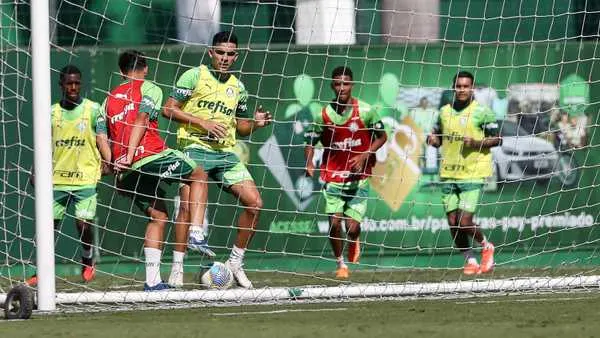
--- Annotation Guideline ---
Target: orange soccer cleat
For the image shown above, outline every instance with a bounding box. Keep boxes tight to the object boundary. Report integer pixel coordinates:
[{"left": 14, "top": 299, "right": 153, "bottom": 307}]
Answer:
[
  {"left": 463, "top": 261, "right": 480, "bottom": 275},
  {"left": 480, "top": 243, "right": 495, "bottom": 274},
  {"left": 335, "top": 266, "right": 349, "bottom": 279},
  {"left": 82, "top": 264, "right": 96, "bottom": 282},
  {"left": 347, "top": 237, "right": 361, "bottom": 264},
  {"left": 81, "top": 257, "right": 96, "bottom": 283}
]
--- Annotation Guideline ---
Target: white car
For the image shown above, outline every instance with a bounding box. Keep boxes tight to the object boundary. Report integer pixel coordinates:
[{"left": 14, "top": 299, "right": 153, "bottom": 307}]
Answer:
[{"left": 491, "top": 120, "right": 578, "bottom": 186}]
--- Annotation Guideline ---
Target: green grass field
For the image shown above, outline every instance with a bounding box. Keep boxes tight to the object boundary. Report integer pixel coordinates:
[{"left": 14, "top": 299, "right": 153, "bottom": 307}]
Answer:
[{"left": 2, "top": 292, "right": 600, "bottom": 338}]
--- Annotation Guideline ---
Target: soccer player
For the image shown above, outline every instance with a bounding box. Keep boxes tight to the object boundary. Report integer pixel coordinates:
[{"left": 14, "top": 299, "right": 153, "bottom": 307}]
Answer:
[
  {"left": 104, "top": 50, "right": 208, "bottom": 291},
  {"left": 163, "top": 31, "right": 271, "bottom": 289},
  {"left": 304, "top": 66, "right": 387, "bottom": 279},
  {"left": 426, "top": 71, "right": 499, "bottom": 275},
  {"left": 27, "top": 65, "right": 111, "bottom": 286}
]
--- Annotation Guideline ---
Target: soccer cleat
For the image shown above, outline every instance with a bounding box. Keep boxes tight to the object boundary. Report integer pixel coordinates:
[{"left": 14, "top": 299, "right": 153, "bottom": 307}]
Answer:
[
  {"left": 480, "top": 243, "right": 495, "bottom": 274},
  {"left": 347, "top": 237, "right": 361, "bottom": 263},
  {"left": 463, "top": 261, "right": 480, "bottom": 275},
  {"left": 225, "top": 260, "right": 253, "bottom": 289},
  {"left": 144, "top": 281, "right": 174, "bottom": 292},
  {"left": 188, "top": 236, "right": 216, "bottom": 257},
  {"left": 25, "top": 274, "right": 38, "bottom": 287},
  {"left": 168, "top": 270, "right": 184, "bottom": 288},
  {"left": 81, "top": 257, "right": 96, "bottom": 283},
  {"left": 81, "top": 264, "right": 96, "bottom": 283},
  {"left": 336, "top": 266, "right": 349, "bottom": 279}
]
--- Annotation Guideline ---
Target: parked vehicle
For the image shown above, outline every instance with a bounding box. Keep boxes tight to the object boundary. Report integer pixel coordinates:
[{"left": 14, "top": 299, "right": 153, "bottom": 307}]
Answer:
[{"left": 491, "top": 120, "right": 578, "bottom": 186}]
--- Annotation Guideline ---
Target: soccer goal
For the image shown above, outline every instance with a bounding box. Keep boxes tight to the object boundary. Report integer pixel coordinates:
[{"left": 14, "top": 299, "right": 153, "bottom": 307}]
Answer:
[{"left": 1, "top": 0, "right": 599, "bottom": 315}]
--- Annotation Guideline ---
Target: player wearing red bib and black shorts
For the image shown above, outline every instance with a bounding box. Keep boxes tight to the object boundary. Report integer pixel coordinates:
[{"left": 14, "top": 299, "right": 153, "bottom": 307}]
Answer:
[
  {"left": 104, "top": 50, "right": 208, "bottom": 291},
  {"left": 304, "top": 66, "right": 387, "bottom": 279}
]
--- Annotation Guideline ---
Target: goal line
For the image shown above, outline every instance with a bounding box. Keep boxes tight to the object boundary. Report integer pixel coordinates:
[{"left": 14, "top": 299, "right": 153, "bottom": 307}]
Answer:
[{"left": 3, "top": 275, "right": 599, "bottom": 306}]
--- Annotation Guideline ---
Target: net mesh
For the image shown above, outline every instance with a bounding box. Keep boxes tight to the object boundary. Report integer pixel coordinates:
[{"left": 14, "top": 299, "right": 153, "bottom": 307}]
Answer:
[{"left": 1, "top": 0, "right": 599, "bottom": 310}]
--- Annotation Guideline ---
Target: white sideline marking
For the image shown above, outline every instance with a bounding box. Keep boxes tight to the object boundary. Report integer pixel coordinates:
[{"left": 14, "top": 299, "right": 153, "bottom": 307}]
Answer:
[
  {"left": 108, "top": 285, "right": 139, "bottom": 290},
  {"left": 455, "top": 296, "right": 594, "bottom": 304},
  {"left": 0, "top": 319, "right": 28, "bottom": 323},
  {"left": 212, "top": 307, "right": 348, "bottom": 317}
]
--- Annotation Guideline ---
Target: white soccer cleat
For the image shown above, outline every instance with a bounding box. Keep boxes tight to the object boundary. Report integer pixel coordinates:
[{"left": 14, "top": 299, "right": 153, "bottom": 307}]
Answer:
[
  {"left": 168, "top": 269, "right": 184, "bottom": 288},
  {"left": 188, "top": 232, "right": 216, "bottom": 257},
  {"left": 225, "top": 260, "right": 253, "bottom": 289}
]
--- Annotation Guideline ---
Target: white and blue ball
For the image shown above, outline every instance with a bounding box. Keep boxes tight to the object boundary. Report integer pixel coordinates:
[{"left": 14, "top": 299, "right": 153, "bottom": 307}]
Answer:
[{"left": 201, "top": 262, "right": 234, "bottom": 289}]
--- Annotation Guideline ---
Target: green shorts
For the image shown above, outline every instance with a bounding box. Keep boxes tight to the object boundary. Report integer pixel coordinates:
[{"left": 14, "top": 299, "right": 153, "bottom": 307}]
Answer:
[
  {"left": 53, "top": 188, "right": 97, "bottom": 220},
  {"left": 184, "top": 146, "right": 252, "bottom": 188},
  {"left": 323, "top": 180, "right": 369, "bottom": 222},
  {"left": 440, "top": 180, "right": 483, "bottom": 213},
  {"left": 118, "top": 149, "right": 197, "bottom": 211}
]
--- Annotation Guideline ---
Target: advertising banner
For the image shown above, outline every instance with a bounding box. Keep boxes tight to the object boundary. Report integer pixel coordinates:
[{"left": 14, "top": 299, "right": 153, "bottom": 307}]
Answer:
[{"left": 1, "top": 43, "right": 598, "bottom": 263}]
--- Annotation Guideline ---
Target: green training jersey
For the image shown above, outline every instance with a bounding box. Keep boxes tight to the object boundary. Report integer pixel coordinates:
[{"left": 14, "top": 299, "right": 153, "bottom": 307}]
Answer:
[
  {"left": 172, "top": 65, "right": 249, "bottom": 152},
  {"left": 436, "top": 100, "right": 498, "bottom": 180},
  {"left": 52, "top": 98, "right": 106, "bottom": 190}
]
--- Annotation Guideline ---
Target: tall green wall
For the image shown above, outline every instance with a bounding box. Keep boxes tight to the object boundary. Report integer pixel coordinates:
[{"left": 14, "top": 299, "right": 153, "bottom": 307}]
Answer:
[{"left": 1, "top": 42, "right": 598, "bottom": 266}]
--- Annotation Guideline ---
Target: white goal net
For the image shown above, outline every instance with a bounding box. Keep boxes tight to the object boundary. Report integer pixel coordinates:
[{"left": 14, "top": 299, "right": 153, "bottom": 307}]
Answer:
[{"left": 1, "top": 0, "right": 599, "bottom": 311}]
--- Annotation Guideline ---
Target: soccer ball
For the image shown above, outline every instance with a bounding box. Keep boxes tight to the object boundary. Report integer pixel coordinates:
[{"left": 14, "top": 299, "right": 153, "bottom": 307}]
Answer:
[{"left": 200, "top": 262, "right": 234, "bottom": 289}]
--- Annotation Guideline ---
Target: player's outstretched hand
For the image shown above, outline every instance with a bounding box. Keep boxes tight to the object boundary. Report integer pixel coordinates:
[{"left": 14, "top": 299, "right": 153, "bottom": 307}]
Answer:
[
  {"left": 349, "top": 153, "right": 369, "bottom": 173},
  {"left": 113, "top": 155, "right": 132, "bottom": 173},
  {"left": 254, "top": 105, "right": 272, "bottom": 128},
  {"left": 101, "top": 160, "right": 114, "bottom": 176}
]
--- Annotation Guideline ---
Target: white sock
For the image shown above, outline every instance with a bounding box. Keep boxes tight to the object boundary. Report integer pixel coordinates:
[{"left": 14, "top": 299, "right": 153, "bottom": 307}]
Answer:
[
  {"left": 229, "top": 245, "right": 245, "bottom": 265},
  {"left": 336, "top": 256, "right": 347, "bottom": 268},
  {"left": 144, "top": 247, "right": 162, "bottom": 287},
  {"left": 189, "top": 225, "right": 204, "bottom": 240},
  {"left": 171, "top": 250, "right": 185, "bottom": 274}
]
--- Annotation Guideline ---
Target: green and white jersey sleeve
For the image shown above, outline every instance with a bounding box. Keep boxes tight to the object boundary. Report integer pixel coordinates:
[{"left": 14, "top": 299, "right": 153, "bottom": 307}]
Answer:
[
  {"left": 358, "top": 100, "right": 385, "bottom": 131},
  {"left": 170, "top": 67, "right": 199, "bottom": 102},
  {"left": 473, "top": 104, "right": 499, "bottom": 137},
  {"left": 236, "top": 81, "right": 250, "bottom": 119},
  {"left": 141, "top": 81, "right": 163, "bottom": 121},
  {"left": 90, "top": 100, "right": 107, "bottom": 135}
]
